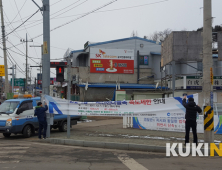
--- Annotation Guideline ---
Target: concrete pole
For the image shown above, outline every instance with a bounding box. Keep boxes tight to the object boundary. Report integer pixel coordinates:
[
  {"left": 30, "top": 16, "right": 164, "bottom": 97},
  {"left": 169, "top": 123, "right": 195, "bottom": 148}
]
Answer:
[
  {"left": 15, "top": 65, "right": 16, "bottom": 78},
  {"left": 172, "top": 61, "right": 175, "bottom": 97},
  {"left": 0, "top": 0, "right": 9, "bottom": 95},
  {"left": 12, "top": 65, "right": 14, "bottom": 94},
  {"left": 26, "top": 33, "right": 28, "bottom": 92},
  {"left": 35, "top": 78, "right": 37, "bottom": 97},
  {"left": 42, "top": 0, "right": 51, "bottom": 138},
  {"left": 67, "top": 56, "right": 71, "bottom": 138},
  {"left": 203, "top": 0, "right": 214, "bottom": 143}
]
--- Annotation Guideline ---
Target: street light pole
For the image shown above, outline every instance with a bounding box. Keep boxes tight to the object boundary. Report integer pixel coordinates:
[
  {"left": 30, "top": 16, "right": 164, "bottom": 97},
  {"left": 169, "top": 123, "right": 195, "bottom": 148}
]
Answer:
[{"left": 67, "top": 56, "right": 71, "bottom": 138}]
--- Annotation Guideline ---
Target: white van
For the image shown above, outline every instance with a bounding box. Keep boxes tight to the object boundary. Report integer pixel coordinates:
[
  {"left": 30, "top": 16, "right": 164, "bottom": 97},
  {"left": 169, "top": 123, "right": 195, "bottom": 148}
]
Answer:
[{"left": 0, "top": 97, "right": 81, "bottom": 138}]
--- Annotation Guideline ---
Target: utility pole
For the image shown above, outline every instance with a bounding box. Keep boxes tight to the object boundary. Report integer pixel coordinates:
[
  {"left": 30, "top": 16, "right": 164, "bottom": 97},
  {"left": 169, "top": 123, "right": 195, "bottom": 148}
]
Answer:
[
  {"left": 35, "top": 77, "right": 37, "bottom": 97},
  {"left": 0, "top": 0, "right": 9, "bottom": 95},
  {"left": 42, "top": 0, "right": 51, "bottom": 138},
  {"left": 9, "top": 65, "right": 14, "bottom": 93},
  {"left": 203, "top": 0, "right": 214, "bottom": 143},
  {"left": 29, "top": 67, "right": 32, "bottom": 91},
  {"left": 67, "top": 56, "right": 71, "bottom": 138},
  {"left": 21, "top": 33, "right": 33, "bottom": 92},
  {"left": 14, "top": 65, "right": 16, "bottom": 78},
  {"left": 12, "top": 65, "right": 14, "bottom": 93}
]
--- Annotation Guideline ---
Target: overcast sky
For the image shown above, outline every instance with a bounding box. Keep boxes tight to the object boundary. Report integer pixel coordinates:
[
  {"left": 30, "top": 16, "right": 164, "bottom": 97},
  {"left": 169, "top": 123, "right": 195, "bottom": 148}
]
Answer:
[{"left": 1, "top": 0, "right": 222, "bottom": 81}]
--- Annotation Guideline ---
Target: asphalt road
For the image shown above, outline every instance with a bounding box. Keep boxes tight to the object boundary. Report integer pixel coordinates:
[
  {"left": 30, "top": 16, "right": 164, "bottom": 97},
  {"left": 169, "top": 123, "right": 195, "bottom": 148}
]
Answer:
[{"left": 0, "top": 136, "right": 221, "bottom": 170}]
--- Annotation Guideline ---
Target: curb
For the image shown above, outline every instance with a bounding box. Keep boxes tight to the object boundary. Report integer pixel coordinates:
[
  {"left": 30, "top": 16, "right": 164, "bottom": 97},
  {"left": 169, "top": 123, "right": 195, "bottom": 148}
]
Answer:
[
  {"left": 35, "top": 138, "right": 218, "bottom": 156},
  {"left": 36, "top": 138, "right": 166, "bottom": 153}
]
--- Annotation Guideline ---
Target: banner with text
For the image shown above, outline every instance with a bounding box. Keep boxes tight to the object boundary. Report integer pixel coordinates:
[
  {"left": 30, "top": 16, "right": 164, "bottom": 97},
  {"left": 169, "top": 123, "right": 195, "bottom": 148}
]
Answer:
[{"left": 43, "top": 94, "right": 222, "bottom": 134}]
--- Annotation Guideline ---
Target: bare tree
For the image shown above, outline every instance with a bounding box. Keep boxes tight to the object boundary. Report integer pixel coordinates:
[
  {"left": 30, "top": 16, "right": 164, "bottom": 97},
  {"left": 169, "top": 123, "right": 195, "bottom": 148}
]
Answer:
[{"left": 147, "top": 28, "right": 172, "bottom": 42}]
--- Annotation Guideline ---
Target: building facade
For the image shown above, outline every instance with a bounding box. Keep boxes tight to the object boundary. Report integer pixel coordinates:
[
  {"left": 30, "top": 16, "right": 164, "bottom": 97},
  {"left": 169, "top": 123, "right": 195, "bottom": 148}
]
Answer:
[{"left": 64, "top": 37, "right": 167, "bottom": 101}]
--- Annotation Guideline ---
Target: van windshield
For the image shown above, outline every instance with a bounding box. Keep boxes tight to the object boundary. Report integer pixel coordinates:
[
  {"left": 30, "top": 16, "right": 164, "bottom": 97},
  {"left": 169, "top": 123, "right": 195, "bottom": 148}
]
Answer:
[{"left": 0, "top": 101, "right": 20, "bottom": 114}]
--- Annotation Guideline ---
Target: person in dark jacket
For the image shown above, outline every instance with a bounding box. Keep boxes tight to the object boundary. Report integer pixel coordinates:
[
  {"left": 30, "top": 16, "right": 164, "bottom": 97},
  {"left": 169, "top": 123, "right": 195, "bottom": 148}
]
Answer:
[
  {"left": 35, "top": 102, "right": 48, "bottom": 139},
  {"left": 183, "top": 96, "right": 202, "bottom": 145}
]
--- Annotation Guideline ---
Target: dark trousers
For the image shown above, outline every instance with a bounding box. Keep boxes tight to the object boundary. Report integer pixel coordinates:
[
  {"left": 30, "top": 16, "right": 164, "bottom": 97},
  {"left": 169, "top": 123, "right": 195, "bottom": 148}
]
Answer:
[
  {"left": 185, "top": 119, "right": 197, "bottom": 144},
  {"left": 38, "top": 121, "right": 47, "bottom": 138}
]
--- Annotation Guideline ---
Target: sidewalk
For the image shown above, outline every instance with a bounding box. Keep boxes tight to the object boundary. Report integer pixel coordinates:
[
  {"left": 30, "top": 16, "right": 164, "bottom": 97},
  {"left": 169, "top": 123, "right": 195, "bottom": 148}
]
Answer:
[{"left": 39, "top": 118, "right": 222, "bottom": 147}]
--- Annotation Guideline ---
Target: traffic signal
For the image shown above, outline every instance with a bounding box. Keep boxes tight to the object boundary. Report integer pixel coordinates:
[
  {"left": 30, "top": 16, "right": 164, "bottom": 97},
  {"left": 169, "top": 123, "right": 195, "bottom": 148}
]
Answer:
[
  {"left": 210, "top": 67, "right": 213, "bottom": 85},
  {"left": 56, "top": 66, "right": 64, "bottom": 82}
]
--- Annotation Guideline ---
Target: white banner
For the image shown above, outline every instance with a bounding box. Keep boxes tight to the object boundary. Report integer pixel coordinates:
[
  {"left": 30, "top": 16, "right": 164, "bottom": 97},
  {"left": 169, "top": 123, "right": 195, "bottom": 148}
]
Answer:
[
  {"left": 43, "top": 94, "right": 222, "bottom": 134},
  {"left": 44, "top": 94, "right": 198, "bottom": 117}
]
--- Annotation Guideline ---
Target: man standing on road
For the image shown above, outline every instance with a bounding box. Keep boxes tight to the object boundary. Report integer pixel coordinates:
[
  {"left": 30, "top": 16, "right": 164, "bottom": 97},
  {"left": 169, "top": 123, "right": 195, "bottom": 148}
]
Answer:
[
  {"left": 183, "top": 96, "right": 202, "bottom": 145},
  {"left": 35, "top": 102, "right": 48, "bottom": 139}
]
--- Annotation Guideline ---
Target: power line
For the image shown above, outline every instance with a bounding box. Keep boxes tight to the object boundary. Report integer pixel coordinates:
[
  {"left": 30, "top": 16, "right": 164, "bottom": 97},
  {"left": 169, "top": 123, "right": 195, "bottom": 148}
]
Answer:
[
  {"left": 5, "top": 40, "right": 56, "bottom": 76},
  {"left": 6, "top": 0, "right": 28, "bottom": 28},
  {"left": 51, "top": 0, "right": 63, "bottom": 6},
  {"left": 54, "top": 0, "right": 169, "bottom": 19},
  {"left": 11, "top": 0, "right": 87, "bottom": 32},
  {"left": 6, "top": 50, "right": 25, "bottom": 75},
  {"left": 4, "top": 0, "right": 62, "bottom": 25},
  {"left": 32, "top": 0, "right": 118, "bottom": 40},
  {"left": 52, "top": 0, "right": 88, "bottom": 19},
  {"left": 2, "top": 9, "right": 40, "bottom": 38},
  {"left": 11, "top": 0, "right": 169, "bottom": 33},
  {"left": 51, "top": 0, "right": 81, "bottom": 17},
  {"left": 13, "top": 0, "right": 39, "bottom": 60},
  {"left": 6, "top": 40, "right": 40, "bottom": 67},
  {"left": 3, "top": 11, "right": 22, "bottom": 40}
]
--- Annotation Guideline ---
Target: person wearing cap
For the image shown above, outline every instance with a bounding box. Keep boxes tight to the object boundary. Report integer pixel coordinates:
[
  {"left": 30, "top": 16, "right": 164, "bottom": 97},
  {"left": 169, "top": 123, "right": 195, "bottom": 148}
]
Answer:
[
  {"left": 35, "top": 102, "right": 48, "bottom": 139},
  {"left": 183, "top": 96, "right": 202, "bottom": 145}
]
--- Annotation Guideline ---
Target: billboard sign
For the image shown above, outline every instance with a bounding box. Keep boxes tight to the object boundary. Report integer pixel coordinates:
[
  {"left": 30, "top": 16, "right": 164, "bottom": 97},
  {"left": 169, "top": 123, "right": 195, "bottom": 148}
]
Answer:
[
  {"left": 90, "top": 48, "right": 134, "bottom": 74},
  {"left": 10, "top": 78, "right": 26, "bottom": 86},
  {"left": 174, "top": 76, "right": 222, "bottom": 90},
  {"left": 186, "top": 76, "right": 222, "bottom": 90}
]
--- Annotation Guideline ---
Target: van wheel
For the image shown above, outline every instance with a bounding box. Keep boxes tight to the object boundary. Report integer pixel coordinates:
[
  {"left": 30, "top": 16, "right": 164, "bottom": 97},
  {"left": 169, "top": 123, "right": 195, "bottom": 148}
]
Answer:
[
  {"left": 3, "top": 133, "right": 11, "bottom": 138},
  {"left": 23, "top": 125, "right": 32, "bottom": 138},
  {"left": 59, "top": 122, "right": 67, "bottom": 132}
]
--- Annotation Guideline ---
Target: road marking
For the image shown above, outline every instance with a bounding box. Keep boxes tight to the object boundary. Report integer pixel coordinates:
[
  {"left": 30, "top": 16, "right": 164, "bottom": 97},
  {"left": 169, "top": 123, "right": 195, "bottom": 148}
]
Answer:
[
  {"left": 0, "top": 161, "right": 20, "bottom": 164},
  {"left": 0, "top": 147, "right": 29, "bottom": 150},
  {"left": 0, "top": 155, "right": 22, "bottom": 158},
  {"left": 115, "top": 153, "right": 148, "bottom": 170},
  {"left": 0, "top": 151, "right": 26, "bottom": 154}
]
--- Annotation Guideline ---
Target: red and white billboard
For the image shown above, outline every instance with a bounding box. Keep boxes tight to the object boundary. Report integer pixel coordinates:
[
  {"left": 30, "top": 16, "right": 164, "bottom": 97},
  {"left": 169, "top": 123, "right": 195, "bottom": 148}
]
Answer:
[{"left": 90, "top": 48, "right": 134, "bottom": 74}]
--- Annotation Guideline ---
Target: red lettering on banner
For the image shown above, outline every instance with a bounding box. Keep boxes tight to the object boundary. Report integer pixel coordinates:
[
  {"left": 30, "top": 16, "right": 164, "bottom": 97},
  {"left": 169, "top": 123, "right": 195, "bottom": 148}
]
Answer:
[
  {"left": 157, "top": 123, "right": 164, "bottom": 127},
  {"left": 179, "top": 120, "right": 182, "bottom": 124},
  {"left": 129, "top": 99, "right": 151, "bottom": 105},
  {"left": 108, "top": 109, "right": 118, "bottom": 111},
  {"left": 90, "top": 108, "right": 99, "bottom": 110}
]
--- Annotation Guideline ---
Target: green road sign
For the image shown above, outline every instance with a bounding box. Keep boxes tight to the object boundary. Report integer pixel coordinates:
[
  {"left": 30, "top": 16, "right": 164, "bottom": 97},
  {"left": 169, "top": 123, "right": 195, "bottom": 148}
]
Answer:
[{"left": 10, "top": 78, "right": 26, "bottom": 86}]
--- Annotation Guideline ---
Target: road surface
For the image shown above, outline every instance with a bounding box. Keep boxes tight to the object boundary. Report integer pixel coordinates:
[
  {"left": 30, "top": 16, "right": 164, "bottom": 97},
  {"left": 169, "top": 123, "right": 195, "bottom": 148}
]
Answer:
[{"left": 0, "top": 136, "right": 221, "bottom": 170}]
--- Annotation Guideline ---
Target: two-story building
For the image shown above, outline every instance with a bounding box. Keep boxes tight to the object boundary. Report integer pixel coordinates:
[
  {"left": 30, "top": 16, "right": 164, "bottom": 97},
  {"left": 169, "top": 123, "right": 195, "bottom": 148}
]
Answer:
[{"left": 63, "top": 36, "right": 168, "bottom": 101}]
